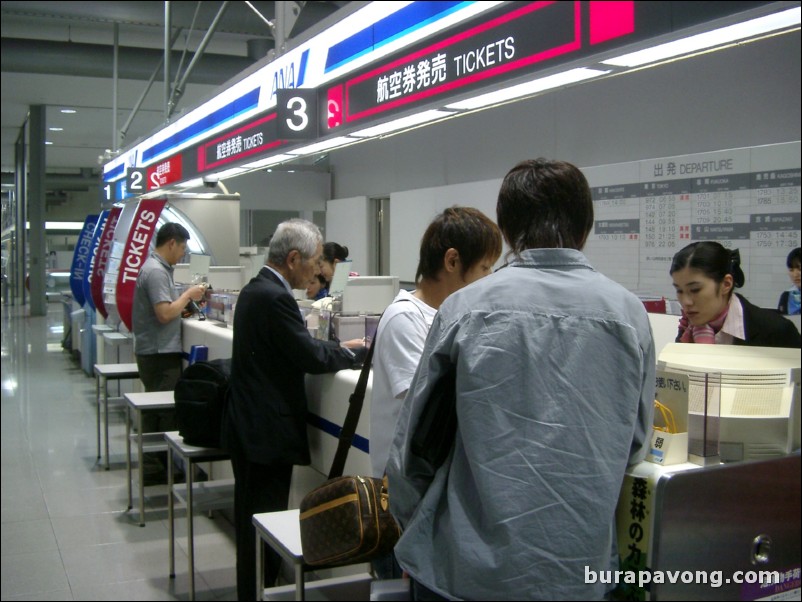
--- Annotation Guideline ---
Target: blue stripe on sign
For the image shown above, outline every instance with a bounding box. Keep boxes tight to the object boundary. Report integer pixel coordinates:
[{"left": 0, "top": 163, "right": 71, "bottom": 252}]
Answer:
[
  {"left": 307, "top": 413, "right": 370, "bottom": 454},
  {"left": 324, "top": 1, "right": 469, "bottom": 73},
  {"left": 141, "top": 87, "right": 262, "bottom": 162},
  {"left": 297, "top": 49, "right": 310, "bottom": 86},
  {"left": 104, "top": 163, "right": 125, "bottom": 181}
]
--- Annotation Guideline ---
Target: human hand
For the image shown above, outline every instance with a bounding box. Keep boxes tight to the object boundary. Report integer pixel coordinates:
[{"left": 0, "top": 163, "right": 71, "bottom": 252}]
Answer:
[
  {"left": 341, "top": 337, "right": 366, "bottom": 349},
  {"left": 188, "top": 283, "right": 207, "bottom": 301}
]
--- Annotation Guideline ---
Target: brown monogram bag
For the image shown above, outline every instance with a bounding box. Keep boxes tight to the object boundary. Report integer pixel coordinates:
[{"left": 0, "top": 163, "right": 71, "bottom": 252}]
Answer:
[
  {"left": 298, "top": 323, "right": 401, "bottom": 567},
  {"left": 299, "top": 474, "right": 400, "bottom": 566}
]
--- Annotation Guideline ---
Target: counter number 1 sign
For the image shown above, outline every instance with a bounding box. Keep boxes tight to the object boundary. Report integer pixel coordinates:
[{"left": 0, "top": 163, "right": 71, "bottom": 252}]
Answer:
[{"left": 277, "top": 88, "right": 318, "bottom": 139}]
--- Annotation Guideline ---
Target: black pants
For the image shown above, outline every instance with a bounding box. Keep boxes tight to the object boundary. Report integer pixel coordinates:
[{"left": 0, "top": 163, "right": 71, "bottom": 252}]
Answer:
[
  {"left": 135, "top": 353, "right": 181, "bottom": 474},
  {"left": 136, "top": 352, "right": 183, "bottom": 392},
  {"left": 226, "top": 424, "right": 293, "bottom": 601}
]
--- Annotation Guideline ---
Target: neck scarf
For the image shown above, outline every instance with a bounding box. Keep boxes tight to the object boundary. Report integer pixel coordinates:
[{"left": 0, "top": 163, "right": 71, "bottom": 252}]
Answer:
[
  {"left": 678, "top": 305, "right": 730, "bottom": 344},
  {"left": 788, "top": 286, "right": 801, "bottom": 315}
]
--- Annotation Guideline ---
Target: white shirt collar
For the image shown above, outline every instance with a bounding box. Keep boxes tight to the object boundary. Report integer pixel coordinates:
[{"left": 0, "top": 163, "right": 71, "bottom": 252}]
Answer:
[
  {"left": 265, "top": 265, "right": 293, "bottom": 296},
  {"left": 715, "top": 294, "right": 745, "bottom": 344}
]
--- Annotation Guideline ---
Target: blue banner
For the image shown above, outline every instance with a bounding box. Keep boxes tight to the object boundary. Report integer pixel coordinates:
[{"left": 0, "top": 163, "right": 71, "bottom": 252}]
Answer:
[
  {"left": 69, "top": 214, "right": 98, "bottom": 306},
  {"left": 82, "top": 210, "right": 109, "bottom": 311}
]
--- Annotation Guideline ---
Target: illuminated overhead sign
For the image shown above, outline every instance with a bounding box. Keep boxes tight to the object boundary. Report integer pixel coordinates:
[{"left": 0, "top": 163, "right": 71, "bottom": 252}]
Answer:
[
  {"left": 334, "top": 1, "right": 590, "bottom": 127},
  {"left": 103, "top": 1, "right": 503, "bottom": 184},
  {"left": 147, "top": 156, "right": 183, "bottom": 189},
  {"left": 103, "top": 0, "right": 780, "bottom": 189},
  {"left": 197, "top": 113, "right": 285, "bottom": 172}
]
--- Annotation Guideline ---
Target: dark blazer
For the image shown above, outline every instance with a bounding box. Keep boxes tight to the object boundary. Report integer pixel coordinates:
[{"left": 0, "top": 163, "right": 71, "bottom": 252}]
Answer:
[
  {"left": 777, "top": 290, "right": 792, "bottom": 315},
  {"left": 675, "top": 293, "right": 800, "bottom": 348},
  {"left": 736, "top": 294, "right": 800, "bottom": 348},
  {"left": 221, "top": 267, "right": 356, "bottom": 465}
]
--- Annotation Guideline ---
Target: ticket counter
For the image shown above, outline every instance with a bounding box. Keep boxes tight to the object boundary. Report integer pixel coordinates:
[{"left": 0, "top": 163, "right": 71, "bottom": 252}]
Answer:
[{"left": 181, "top": 319, "right": 372, "bottom": 506}]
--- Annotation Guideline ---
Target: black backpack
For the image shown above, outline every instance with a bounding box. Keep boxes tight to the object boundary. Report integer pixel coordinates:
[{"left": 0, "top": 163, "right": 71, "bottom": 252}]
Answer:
[{"left": 174, "top": 358, "right": 231, "bottom": 448}]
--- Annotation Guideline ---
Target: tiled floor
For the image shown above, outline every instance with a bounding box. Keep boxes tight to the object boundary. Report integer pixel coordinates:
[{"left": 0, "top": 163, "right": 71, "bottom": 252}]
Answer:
[{"left": 1, "top": 302, "right": 237, "bottom": 601}]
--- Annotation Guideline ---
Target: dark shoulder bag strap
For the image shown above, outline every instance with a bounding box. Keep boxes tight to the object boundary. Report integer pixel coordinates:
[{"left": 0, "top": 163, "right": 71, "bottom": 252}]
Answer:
[
  {"left": 327, "top": 298, "right": 421, "bottom": 479},
  {"left": 328, "top": 341, "right": 375, "bottom": 479}
]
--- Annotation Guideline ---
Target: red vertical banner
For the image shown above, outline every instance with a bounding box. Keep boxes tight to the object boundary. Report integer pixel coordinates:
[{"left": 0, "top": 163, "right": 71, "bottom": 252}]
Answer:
[
  {"left": 115, "top": 199, "right": 167, "bottom": 331},
  {"left": 91, "top": 205, "right": 122, "bottom": 318}
]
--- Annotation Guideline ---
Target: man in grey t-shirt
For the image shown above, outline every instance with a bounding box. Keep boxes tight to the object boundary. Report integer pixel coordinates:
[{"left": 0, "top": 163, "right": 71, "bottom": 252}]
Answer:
[{"left": 132, "top": 222, "right": 205, "bottom": 482}]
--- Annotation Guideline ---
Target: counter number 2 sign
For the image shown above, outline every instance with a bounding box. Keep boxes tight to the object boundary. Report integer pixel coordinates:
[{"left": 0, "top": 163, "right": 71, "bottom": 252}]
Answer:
[
  {"left": 276, "top": 88, "right": 318, "bottom": 139},
  {"left": 126, "top": 167, "right": 148, "bottom": 195}
]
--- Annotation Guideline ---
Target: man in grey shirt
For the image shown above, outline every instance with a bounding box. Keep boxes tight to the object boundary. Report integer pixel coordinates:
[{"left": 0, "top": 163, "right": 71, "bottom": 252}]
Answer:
[
  {"left": 387, "top": 159, "right": 655, "bottom": 601},
  {"left": 132, "top": 222, "right": 205, "bottom": 481}
]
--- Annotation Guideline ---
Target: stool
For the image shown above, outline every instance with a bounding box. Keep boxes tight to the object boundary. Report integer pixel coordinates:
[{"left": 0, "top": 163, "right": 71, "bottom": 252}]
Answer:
[
  {"left": 166, "top": 431, "right": 234, "bottom": 601},
  {"left": 252, "top": 510, "right": 372, "bottom": 601},
  {"left": 124, "top": 390, "right": 175, "bottom": 525},
  {"left": 94, "top": 362, "right": 140, "bottom": 469}
]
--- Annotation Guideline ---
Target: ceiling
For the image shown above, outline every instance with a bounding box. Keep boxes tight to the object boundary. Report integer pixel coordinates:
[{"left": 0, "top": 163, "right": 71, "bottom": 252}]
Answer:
[{"left": 0, "top": 1, "right": 351, "bottom": 186}]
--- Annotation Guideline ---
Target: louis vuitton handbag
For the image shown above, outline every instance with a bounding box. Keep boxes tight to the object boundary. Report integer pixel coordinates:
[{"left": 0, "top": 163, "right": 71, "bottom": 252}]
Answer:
[{"left": 299, "top": 337, "right": 401, "bottom": 567}]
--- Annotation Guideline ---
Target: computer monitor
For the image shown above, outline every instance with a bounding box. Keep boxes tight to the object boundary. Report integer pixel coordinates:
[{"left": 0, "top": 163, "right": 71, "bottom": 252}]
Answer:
[
  {"left": 341, "top": 276, "right": 400, "bottom": 314},
  {"left": 364, "top": 315, "right": 381, "bottom": 349},
  {"left": 328, "top": 260, "right": 352, "bottom": 297},
  {"left": 657, "top": 343, "right": 801, "bottom": 462}
]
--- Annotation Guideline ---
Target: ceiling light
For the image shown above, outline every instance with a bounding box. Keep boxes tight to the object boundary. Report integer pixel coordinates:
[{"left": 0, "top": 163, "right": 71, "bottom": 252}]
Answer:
[
  {"left": 175, "top": 178, "right": 204, "bottom": 189},
  {"left": 60, "top": 109, "right": 77, "bottom": 114},
  {"left": 44, "top": 141, "right": 54, "bottom": 145},
  {"left": 49, "top": 127, "right": 63, "bottom": 132},
  {"left": 241, "top": 154, "right": 296, "bottom": 169},
  {"left": 445, "top": 68, "right": 611, "bottom": 111},
  {"left": 286, "top": 136, "right": 357, "bottom": 156},
  {"left": 349, "top": 110, "right": 456, "bottom": 138},
  {"left": 25, "top": 221, "right": 85, "bottom": 230},
  {"left": 602, "top": 7, "right": 801, "bottom": 68},
  {"left": 209, "top": 167, "right": 248, "bottom": 180}
]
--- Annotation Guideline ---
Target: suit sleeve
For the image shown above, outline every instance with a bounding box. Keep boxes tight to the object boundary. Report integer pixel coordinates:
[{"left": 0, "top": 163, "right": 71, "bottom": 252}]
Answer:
[{"left": 269, "top": 291, "right": 356, "bottom": 373}]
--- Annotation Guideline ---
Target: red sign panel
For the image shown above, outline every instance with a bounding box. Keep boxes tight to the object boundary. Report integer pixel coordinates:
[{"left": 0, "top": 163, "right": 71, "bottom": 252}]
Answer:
[
  {"left": 146, "top": 156, "right": 183, "bottom": 189},
  {"left": 115, "top": 199, "right": 167, "bottom": 331},
  {"left": 343, "top": 1, "right": 583, "bottom": 124},
  {"left": 197, "top": 113, "right": 283, "bottom": 172},
  {"left": 91, "top": 205, "right": 122, "bottom": 318}
]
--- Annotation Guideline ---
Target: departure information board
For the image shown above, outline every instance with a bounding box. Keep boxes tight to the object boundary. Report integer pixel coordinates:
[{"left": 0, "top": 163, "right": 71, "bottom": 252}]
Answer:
[{"left": 583, "top": 142, "right": 801, "bottom": 310}]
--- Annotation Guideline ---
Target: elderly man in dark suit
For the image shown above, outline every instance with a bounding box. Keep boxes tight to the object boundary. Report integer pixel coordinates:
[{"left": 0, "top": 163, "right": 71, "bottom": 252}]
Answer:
[{"left": 221, "top": 218, "right": 363, "bottom": 600}]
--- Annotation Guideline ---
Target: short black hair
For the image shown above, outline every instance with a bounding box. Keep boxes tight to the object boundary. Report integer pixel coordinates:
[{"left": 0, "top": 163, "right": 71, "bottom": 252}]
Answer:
[
  {"left": 496, "top": 158, "right": 593, "bottom": 256},
  {"left": 786, "top": 247, "right": 801, "bottom": 269},
  {"left": 670, "top": 241, "right": 745, "bottom": 289},
  {"left": 322, "top": 242, "right": 349, "bottom": 263},
  {"left": 415, "top": 206, "right": 501, "bottom": 283},
  {"left": 155, "top": 222, "right": 190, "bottom": 247}
]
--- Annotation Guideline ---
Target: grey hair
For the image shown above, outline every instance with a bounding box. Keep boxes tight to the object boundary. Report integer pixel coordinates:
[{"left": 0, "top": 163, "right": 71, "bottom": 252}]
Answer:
[{"left": 267, "top": 219, "right": 322, "bottom": 264}]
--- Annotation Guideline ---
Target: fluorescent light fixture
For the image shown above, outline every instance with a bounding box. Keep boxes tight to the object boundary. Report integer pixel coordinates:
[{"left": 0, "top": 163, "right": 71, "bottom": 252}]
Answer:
[
  {"left": 209, "top": 167, "right": 248, "bottom": 180},
  {"left": 44, "top": 141, "right": 53, "bottom": 145},
  {"left": 60, "top": 108, "right": 76, "bottom": 114},
  {"left": 286, "top": 136, "right": 357, "bottom": 156},
  {"left": 445, "top": 67, "right": 611, "bottom": 111},
  {"left": 46, "top": 221, "right": 84, "bottom": 230},
  {"left": 49, "top": 127, "right": 63, "bottom": 132},
  {"left": 175, "top": 178, "right": 204, "bottom": 189},
  {"left": 602, "top": 7, "right": 801, "bottom": 67},
  {"left": 242, "top": 154, "right": 296, "bottom": 169},
  {"left": 23, "top": 221, "right": 84, "bottom": 230},
  {"left": 350, "top": 110, "right": 456, "bottom": 138}
]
